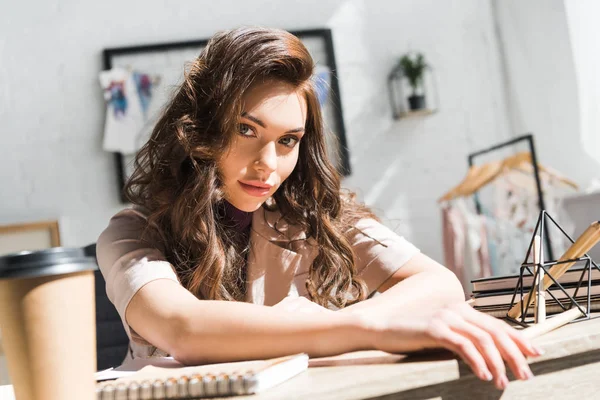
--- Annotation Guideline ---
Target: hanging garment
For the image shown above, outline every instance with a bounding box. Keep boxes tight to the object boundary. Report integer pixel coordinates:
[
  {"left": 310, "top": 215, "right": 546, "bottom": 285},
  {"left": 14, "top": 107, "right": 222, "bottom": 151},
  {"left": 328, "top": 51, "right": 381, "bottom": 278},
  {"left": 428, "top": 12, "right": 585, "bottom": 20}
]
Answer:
[
  {"left": 491, "top": 171, "right": 576, "bottom": 271},
  {"left": 441, "top": 198, "right": 492, "bottom": 296},
  {"left": 441, "top": 205, "right": 466, "bottom": 288}
]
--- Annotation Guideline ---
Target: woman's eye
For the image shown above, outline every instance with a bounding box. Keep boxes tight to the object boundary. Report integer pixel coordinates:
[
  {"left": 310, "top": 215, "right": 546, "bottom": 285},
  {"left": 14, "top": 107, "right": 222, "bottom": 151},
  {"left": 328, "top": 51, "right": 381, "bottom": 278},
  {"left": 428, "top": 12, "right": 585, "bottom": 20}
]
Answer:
[
  {"left": 279, "top": 136, "right": 300, "bottom": 148},
  {"left": 238, "top": 123, "right": 255, "bottom": 137}
]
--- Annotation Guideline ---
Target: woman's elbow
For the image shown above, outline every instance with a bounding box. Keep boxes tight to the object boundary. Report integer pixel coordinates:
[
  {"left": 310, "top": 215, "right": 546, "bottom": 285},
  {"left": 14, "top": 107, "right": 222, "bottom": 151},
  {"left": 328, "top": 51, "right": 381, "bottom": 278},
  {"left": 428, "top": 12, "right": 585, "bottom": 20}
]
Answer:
[
  {"left": 167, "top": 315, "right": 225, "bottom": 366},
  {"left": 439, "top": 269, "right": 466, "bottom": 302},
  {"left": 166, "top": 316, "right": 202, "bottom": 365}
]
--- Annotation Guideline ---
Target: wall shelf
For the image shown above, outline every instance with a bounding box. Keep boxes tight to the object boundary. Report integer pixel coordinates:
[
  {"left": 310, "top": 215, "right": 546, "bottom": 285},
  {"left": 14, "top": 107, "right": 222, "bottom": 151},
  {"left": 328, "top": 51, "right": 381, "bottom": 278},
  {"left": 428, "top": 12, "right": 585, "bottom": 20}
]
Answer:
[
  {"left": 397, "top": 108, "right": 437, "bottom": 119},
  {"left": 388, "top": 53, "right": 439, "bottom": 120}
]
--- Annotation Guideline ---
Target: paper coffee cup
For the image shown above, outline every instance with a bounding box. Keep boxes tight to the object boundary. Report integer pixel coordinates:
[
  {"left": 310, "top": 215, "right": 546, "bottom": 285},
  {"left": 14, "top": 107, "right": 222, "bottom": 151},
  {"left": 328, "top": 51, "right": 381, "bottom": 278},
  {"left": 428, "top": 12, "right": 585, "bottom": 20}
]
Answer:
[{"left": 0, "top": 247, "right": 97, "bottom": 400}]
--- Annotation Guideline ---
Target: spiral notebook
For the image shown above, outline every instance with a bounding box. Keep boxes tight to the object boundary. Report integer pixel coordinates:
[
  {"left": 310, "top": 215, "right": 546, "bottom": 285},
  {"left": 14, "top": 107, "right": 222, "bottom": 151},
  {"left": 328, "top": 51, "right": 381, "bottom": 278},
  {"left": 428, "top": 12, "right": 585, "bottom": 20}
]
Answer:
[{"left": 95, "top": 353, "right": 308, "bottom": 398}]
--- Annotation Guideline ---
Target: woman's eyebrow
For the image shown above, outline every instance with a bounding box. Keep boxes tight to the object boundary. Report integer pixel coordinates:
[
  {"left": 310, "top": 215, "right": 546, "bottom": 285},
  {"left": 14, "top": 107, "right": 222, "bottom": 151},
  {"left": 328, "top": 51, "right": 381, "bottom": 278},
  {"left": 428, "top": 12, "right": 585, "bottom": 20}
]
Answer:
[{"left": 242, "top": 112, "right": 305, "bottom": 133}]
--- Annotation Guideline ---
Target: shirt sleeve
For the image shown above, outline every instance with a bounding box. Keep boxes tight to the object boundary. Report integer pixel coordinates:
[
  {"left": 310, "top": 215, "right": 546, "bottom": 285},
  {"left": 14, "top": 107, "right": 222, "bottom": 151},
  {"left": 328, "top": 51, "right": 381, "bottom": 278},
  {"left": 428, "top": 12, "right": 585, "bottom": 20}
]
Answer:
[
  {"left": 348, "top": 218, "right": 420, "bottom": 294},
  {"left": 96, "top": 208, "right": 180, "bottom": 341}
]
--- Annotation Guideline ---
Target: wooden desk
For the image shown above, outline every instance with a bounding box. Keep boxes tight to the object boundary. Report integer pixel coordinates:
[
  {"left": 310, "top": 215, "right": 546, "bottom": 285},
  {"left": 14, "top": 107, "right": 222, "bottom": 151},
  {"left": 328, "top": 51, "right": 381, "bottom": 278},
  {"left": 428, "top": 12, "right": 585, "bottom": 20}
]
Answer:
[
  {"left": 1, "top": 316, "right": 599, "bottom": 399},
  {"left": 242, "top": 316, "right": 600, "bottom": 400}
]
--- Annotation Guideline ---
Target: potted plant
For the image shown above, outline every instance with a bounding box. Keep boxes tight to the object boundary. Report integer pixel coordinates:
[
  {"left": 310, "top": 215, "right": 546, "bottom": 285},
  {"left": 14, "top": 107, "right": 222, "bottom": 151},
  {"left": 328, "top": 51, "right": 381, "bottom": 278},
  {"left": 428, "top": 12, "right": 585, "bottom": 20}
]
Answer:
[{"left": 399, "top": 52, "right": 428, "bottom": 111}]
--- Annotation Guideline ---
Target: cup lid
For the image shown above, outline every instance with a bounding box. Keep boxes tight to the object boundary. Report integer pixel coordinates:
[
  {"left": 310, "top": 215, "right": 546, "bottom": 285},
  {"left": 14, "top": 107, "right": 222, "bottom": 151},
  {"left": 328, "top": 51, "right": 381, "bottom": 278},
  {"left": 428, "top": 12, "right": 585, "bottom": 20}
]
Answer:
[{"left": 0, "top": 247, "right": 97, "bottom": 280}]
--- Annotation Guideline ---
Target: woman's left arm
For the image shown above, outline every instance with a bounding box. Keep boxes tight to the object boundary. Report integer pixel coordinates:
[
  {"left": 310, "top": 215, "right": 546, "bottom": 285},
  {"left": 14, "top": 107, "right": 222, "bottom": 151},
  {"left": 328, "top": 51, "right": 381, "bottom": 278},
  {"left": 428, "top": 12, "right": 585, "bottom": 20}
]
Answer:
[{"left": 340, "top": 252, "right": 465, "bottom": 316}]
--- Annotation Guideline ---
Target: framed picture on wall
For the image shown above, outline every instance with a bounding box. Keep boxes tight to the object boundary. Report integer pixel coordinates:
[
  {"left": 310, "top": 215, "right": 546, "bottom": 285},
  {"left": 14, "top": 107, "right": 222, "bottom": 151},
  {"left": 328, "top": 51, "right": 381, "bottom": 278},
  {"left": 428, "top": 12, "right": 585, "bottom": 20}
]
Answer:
[
  {"left": 102, "top": 28, "right": 351, "bottom": 203},
  {"left": 0, "top": 220, "right": 61, "bottom": 256}
]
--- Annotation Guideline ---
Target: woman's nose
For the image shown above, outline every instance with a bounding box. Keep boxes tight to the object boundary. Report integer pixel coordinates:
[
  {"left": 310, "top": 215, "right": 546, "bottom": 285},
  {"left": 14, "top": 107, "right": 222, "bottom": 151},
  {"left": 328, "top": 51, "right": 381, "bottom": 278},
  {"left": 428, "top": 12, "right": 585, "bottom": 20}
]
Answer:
[{"left": 254, "top": 142, "right": 277, "bottom": 173}]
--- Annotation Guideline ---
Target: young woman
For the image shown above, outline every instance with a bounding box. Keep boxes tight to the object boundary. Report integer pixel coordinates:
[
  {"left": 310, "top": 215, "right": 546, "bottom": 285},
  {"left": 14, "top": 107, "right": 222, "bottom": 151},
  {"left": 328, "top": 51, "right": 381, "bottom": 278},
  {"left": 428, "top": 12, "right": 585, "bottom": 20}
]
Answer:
[{"left": 97, "top": 27, "right": 540, "bottom": 391}]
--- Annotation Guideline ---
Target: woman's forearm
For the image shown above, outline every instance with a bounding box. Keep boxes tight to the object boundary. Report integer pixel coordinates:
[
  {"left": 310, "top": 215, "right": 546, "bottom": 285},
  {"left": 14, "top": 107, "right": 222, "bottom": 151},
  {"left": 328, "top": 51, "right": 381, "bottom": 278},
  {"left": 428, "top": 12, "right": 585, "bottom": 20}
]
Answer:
[
  {"left": 175, "top": 270, "right": 463, "bottom": 364},
  {"left": 174, "top": 299, "right": 370, "bottom": 364},
  {"left": 177, "top": 270, "right": 461, "bottom": 364},
  {"left": 341, "top": 269, "right": 464, "bottom": 317}
]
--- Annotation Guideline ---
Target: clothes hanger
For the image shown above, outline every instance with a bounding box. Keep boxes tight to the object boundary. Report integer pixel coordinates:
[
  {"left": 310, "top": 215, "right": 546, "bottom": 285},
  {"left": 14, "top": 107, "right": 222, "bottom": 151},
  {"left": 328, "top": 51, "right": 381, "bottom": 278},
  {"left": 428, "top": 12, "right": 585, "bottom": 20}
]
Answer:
[
  {"left": 503, "top": 151, "right": 578, "bottom": 190},
  {"left": 438, "top": 152, "right": 578, "bottom": 203},
  {"left": 512, "top": 160, "right": 578, "bottom": 190},
  {"left": 438, "top": 160, "right": 503, "bottom": 203}
]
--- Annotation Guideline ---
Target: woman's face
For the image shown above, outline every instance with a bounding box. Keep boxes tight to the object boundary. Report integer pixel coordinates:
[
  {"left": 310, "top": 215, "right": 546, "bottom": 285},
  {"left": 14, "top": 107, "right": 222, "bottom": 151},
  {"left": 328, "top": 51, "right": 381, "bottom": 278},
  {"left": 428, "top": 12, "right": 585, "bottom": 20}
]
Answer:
[{"left": 218, "top": 80, "right": 307, "bottom": 212}]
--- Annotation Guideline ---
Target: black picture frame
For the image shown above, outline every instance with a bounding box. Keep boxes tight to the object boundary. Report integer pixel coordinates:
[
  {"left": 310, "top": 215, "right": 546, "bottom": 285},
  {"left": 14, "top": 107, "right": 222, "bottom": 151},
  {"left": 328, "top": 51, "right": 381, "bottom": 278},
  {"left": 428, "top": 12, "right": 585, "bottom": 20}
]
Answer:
[{"left": 102, "top": 28, "right": 351, "bottom": 203}]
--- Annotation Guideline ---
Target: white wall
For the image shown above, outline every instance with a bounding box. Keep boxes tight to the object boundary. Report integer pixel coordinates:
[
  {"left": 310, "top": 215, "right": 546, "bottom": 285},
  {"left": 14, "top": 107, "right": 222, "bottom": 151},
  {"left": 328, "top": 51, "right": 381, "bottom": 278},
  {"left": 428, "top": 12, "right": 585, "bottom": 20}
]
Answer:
[
  {"left": 492, "top": 0, "right": 600, "bottom": 189},
  {"left": 564, "top": 0, "right": 600, "bottom": 167},
  {"left": 1, "top": 0, "right": 519, "bottom": 267},
  {"left": 335, "top": 0, "right": 512, "bottom": 262}
]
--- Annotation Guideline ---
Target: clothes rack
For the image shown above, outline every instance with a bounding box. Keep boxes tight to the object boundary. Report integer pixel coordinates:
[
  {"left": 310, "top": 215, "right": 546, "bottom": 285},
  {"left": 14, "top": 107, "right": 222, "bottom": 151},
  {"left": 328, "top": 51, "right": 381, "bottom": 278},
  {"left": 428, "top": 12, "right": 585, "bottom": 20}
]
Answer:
[{"left": 467, "top": 134, "right": 554, "bottom": 262}]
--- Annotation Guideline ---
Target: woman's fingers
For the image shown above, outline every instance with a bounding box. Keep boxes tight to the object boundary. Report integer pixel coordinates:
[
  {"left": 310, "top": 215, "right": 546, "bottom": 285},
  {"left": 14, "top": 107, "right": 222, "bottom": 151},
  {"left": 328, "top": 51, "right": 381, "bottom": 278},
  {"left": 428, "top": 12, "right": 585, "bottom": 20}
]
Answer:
[
  {"left": 431, "top": 324, "right": 493, "bottom": 383},
  {"left": 491, "top": 328, "right": 534, "bottom": 381},
  {"left": 503, "top": 324, "right": 544, "bottom": 357},
  {"left": 458, "top": 305, "right": 537, "bottom": 380},
  {"left": 426, "top": 304, "right": 539, "bottom": 390},
  {"left": 462, "top": 304, "right": 542, "bottom": 357},
  {"left": 434, "top": 311, "right": 508, "bottom": 389}
]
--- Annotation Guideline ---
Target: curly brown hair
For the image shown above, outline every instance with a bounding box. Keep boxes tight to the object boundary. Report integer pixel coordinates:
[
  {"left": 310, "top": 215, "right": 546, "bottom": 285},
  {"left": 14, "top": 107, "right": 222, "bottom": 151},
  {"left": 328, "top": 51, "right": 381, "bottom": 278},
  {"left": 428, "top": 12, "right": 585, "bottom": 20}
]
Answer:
[{"left": 125, "top": 26, "right": 376, "bottom": 309}]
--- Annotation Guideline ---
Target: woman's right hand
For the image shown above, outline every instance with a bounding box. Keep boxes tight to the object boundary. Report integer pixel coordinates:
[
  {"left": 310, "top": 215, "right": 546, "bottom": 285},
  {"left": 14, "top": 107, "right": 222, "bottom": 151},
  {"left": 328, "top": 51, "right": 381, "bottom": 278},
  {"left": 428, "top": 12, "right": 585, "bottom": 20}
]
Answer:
[{"left": 364, "top": 302, "right": 543, "bottom": 390}]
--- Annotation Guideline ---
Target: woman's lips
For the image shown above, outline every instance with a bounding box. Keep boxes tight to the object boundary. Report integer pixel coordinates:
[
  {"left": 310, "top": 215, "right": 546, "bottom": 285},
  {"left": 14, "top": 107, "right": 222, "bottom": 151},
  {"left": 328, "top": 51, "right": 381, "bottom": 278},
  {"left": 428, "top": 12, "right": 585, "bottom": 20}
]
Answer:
[{"left": 238, "top": 181, "right": 273, "bottom": 197}]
